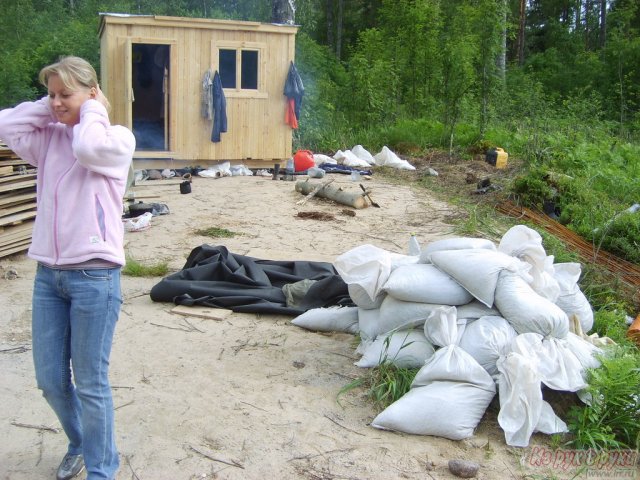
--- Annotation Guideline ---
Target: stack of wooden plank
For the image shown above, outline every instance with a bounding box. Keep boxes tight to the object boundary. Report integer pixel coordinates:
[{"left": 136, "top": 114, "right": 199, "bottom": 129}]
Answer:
[{"left": 0, "top": 141, "right": 37, "bottom": 258}]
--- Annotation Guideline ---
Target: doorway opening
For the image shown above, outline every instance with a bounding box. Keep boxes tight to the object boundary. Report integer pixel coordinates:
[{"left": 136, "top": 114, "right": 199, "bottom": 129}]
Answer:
[{"left": 131, "top": 43, "right": 170, "bottom": 151}]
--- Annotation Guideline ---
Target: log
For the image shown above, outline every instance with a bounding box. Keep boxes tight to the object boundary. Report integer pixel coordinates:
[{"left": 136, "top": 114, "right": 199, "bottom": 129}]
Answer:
[
  {"left": 295, "top": 180, "right": 368, "bottom": 209},
  {"left": 296, "top": 178, "right": 335, "bottom": 205}
]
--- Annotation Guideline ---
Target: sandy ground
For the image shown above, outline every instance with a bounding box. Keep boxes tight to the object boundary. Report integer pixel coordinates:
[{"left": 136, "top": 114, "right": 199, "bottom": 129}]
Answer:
[{"left": 1, "top": 172, "right": 567, "bottom": 480}]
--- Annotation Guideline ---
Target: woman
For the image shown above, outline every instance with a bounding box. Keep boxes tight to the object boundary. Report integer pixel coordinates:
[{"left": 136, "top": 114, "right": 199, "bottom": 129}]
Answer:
[{"left": 0, "top": 56, "right": 135, "bottom": 479}]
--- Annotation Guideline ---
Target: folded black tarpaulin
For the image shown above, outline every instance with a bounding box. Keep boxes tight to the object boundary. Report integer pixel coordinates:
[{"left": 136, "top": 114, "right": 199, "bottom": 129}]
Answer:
[{"left": 150, "top": 244, "right": 353, "bottom": 315}]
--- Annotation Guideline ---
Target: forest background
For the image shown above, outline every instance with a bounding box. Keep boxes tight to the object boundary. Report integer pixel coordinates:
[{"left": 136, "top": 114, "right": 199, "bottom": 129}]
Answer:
[{"left": 1, "top": 0, "right": 639, "bottom": 452}]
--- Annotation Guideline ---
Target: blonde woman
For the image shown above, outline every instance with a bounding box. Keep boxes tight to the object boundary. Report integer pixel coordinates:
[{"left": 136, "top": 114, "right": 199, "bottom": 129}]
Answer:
[{"left": 0, "top": 56, "right": 135, "bottom": 480}]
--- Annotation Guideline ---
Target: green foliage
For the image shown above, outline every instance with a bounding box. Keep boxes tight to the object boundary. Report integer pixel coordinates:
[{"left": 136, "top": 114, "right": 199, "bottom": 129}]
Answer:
[
  {"left": 566, "top": 346, "right": 640, "bottom": 451},
  {"left": 122, "top": 256, "right": 169, "bottom": 277},
  {"left": 194, "top": 226, "right": 239, "bottom": 238},
  {"left": 592, "top": 309, "right": 635, "bottom": 346}
]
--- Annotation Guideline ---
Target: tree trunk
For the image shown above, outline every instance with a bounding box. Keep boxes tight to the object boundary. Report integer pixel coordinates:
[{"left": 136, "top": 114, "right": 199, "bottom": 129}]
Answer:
[
  {"left": 272, "top": 0, "right": 296, "bottom": 25},
  {"left": 336, "top": 0, "right": 344, "bottom": 60},
  {"left": 517, "top": 0, "right": 526, "bottom": 66},
  {"left": 599, "top": 0, "right": 607, "bottom": 48},
  {"left": 497, "top": 0, "right": 507, "bottom": 81},
  {"left": 585, "top": 0, "right": 591, "bottom": 50},
  {"left": 326, "top": 0, "right": 334, "bottom": 53}
]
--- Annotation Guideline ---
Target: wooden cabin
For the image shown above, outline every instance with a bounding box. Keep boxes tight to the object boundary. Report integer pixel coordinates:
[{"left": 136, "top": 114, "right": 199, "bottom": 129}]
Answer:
[{"left": 98, "top": 13, "right": 298, "bottom": 169}]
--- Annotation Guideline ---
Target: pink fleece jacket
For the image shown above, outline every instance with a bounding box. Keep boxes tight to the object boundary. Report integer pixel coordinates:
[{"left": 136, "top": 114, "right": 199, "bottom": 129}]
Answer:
[{"left": 0, "top": 97, "right": 135, "bottom": 266}]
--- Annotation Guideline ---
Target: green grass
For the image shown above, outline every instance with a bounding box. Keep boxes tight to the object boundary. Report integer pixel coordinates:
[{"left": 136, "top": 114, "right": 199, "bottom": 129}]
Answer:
[
  {"left": 566, "top": 346, "right": 640, "bottom": 451},
  {"left": 194, "top": 226, "right": 240, "bottom": 238},
  {"left": 338, "top": 362, "right": 418, "bottom": 410},
  {"left": 122, "top": 255, "right": 169, "bottom": 277}
]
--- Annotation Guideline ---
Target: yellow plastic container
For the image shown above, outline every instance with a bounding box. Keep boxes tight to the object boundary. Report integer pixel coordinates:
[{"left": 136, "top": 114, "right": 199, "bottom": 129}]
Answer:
[{"left": 495, "top": 148, "right": 508, "bottom": 169}]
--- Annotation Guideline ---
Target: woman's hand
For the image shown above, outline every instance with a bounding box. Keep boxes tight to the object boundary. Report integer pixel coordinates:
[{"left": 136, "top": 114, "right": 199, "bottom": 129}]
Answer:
[{"left": 93, "top": 85, "right": 108, "bottom": 109}]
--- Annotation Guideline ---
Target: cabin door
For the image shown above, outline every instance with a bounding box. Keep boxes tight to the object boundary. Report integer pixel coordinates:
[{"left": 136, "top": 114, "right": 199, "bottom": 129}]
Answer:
[{"left": 128, "top": 42, "right": 171, "bottom": 151}]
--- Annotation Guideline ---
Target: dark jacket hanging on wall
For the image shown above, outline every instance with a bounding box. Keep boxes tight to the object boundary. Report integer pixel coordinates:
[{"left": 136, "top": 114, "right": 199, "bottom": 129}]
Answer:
[
  {"left": 211, "top": 70, "right": 227, "bottom": 142},
  {"left": 283, "top": 61, "right": 304, "bottom": 127}
]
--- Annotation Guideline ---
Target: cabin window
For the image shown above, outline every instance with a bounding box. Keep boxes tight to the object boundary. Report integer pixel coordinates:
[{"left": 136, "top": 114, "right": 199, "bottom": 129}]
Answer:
[
  {"left": 214, "top": 41, "right": 266, "bottom": 98},
  {"left": 218, "top": 48, "right": 258, "bottom": 90}
]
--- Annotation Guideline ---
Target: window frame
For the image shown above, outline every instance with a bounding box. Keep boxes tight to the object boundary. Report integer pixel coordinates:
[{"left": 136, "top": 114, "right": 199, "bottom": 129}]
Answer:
[{"left": 212, "top": 40, "right": 267, "bottom": 99}]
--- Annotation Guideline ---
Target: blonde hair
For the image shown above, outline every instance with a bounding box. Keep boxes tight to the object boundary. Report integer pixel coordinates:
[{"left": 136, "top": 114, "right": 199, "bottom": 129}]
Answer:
[{"left": 39, "top": 56, "right": 111, "bottom": 112}]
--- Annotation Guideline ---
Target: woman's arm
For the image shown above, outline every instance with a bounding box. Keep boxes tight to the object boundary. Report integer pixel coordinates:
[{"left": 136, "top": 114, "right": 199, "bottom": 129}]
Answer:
[
  {"left": 0, "top": 97, "right": 56, "bottom": 167},
  {"left": 72, "top": 99, "right": 136, "bottom": 179}
]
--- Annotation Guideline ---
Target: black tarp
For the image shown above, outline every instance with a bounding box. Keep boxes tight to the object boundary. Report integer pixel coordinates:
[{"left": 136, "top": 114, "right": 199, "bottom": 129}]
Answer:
[{"left": 150, "top": 245, "right": 353, "bottom": 315}]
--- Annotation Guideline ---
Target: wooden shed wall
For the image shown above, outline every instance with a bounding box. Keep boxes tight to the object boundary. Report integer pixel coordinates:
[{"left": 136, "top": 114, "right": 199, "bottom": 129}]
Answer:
[{"left": 99, "top": 16, "right": 297, "bottom": 167}]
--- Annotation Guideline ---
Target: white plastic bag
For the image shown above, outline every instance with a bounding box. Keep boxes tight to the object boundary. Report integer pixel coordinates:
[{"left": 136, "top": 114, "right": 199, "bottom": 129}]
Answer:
[
  {"left": 123, "top": 212, "right": 152, "bottom": 232},
  {"left": 351, "top": 144, "right": 376, "bottom": 165},
  {"left": 313, "top": 153, "right": 336, "bottom": 165},
  {"left": 334, "top": 149, "right": 370, "bottom": 168},
  {"left": 373, "top": 146, "right": 416, "bottom": 170},
  {"left": 198, "top": 161, "right": 232, "bottom": 177}
]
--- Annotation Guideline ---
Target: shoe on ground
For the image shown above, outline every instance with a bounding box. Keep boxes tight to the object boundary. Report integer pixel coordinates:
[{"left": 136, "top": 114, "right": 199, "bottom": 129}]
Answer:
[{"left": 56, "top": 453, "right": 84, "bottom": 480}]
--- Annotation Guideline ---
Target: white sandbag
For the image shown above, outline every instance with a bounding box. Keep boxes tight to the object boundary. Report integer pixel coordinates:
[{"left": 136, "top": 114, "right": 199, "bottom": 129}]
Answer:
[
  {"left": 498, "top": 225, "right": 560, "bottom": 301},
  {"left": 313, "top": 153, "right": 336, "bottom": 165},
  {"left": 355, "top": 329, "right": 435, "bottom": 369},
  {"left": 382, "top": 264, "right": 473, "bottom": 306},
  {"left": 351, "top": 144, "right": 376, "bottom": 165},
  {"left": 496, "top": 352, "right": 568, "bottom": 447},
  {"left": 334, "top": 149, "right": 371, "bottom": 168},
  {"left": 565, "top": 332, "right": 602, "bottom": 370},
  {"left": 495, "top": 270, "right": 569, "bottom": 338},
  {"left": 357, "top": 308, "right": 382, "bottom": 340},
  {"left": 291, "top": 306, "right": 359, "bottom": 334},
  {"left": 553, "top": 263, "right": 594, "bottom": 332},
  {"left": 373, "top": 146, "right": 416, "bottom": 170},
  {"left": 458, "top": 316, "right": 518, "bottom": 376},
  {"left": 363, "top": 296, "right": 444, "bottom": 340},
  {"left": 370, "top": 381, "right": 492, "bottom": 440},
  {"left": 334, "top": 244, "right": 393, "bottom": 305},
  {"left": 430, "top": 249, "right": 526, "bottom": 307},
  {"left": 419, "top": 237, "right": 496, "bottom": 263},
  {"left": 372, "top": 306, "right": 495, "bottom": 440},
  {"left": 456, "top": 300, "right": 500, "bottom": 320},
  {"left": 510, "top": 333, "right": 587, "bottom": 392},
  {"left": 348, "top": 283, "right": 385, "bottom": 310}
]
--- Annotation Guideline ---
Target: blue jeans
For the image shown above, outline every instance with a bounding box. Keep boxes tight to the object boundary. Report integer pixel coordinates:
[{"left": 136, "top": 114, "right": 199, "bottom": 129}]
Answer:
[{"left": 32, "top": 264, "right": 121, "bottom": 480}]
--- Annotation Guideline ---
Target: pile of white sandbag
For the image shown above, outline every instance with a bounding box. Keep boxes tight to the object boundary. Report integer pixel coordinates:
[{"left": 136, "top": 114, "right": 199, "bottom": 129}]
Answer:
[{"left": 291, "top": 225, "right": 603, "bottom": 447}]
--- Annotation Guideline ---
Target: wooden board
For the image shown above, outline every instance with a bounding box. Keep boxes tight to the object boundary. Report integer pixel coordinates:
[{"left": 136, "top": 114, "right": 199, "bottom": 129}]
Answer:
[
  {"left": 0, "top": 209, "right": 37, "bottom": 227},
  {"left": 0, "top": 191, "right": 37, "bottom": 208},
  {"left": 0, "top": 238, "right": 31, "bottom": 257},
  {"left": 0, "top": 179, "right": 36, "bottom": 193},
  {"left": 0, "top": 201, "right": 37, "bottom": 218},
  {"left": 0, "top": 221, "right": 34, "bottom": 244},
  {"left": 170, "top": 305, "right": 233, "bottom": 321}
]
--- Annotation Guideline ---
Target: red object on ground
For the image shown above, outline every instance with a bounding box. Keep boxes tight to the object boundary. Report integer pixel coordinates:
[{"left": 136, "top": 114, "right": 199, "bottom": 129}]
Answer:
[{"left": 293, "top": 149, "right": 314, "bottom": 172}]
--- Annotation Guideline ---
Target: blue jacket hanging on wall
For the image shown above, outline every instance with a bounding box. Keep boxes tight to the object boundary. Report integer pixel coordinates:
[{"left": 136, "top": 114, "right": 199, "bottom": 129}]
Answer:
[
  {"left": 283, "top": 61, "right": 304, "bottom": 127},
  {"left": 211, "top": 70, "right": 227, "bottom": 142}
]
